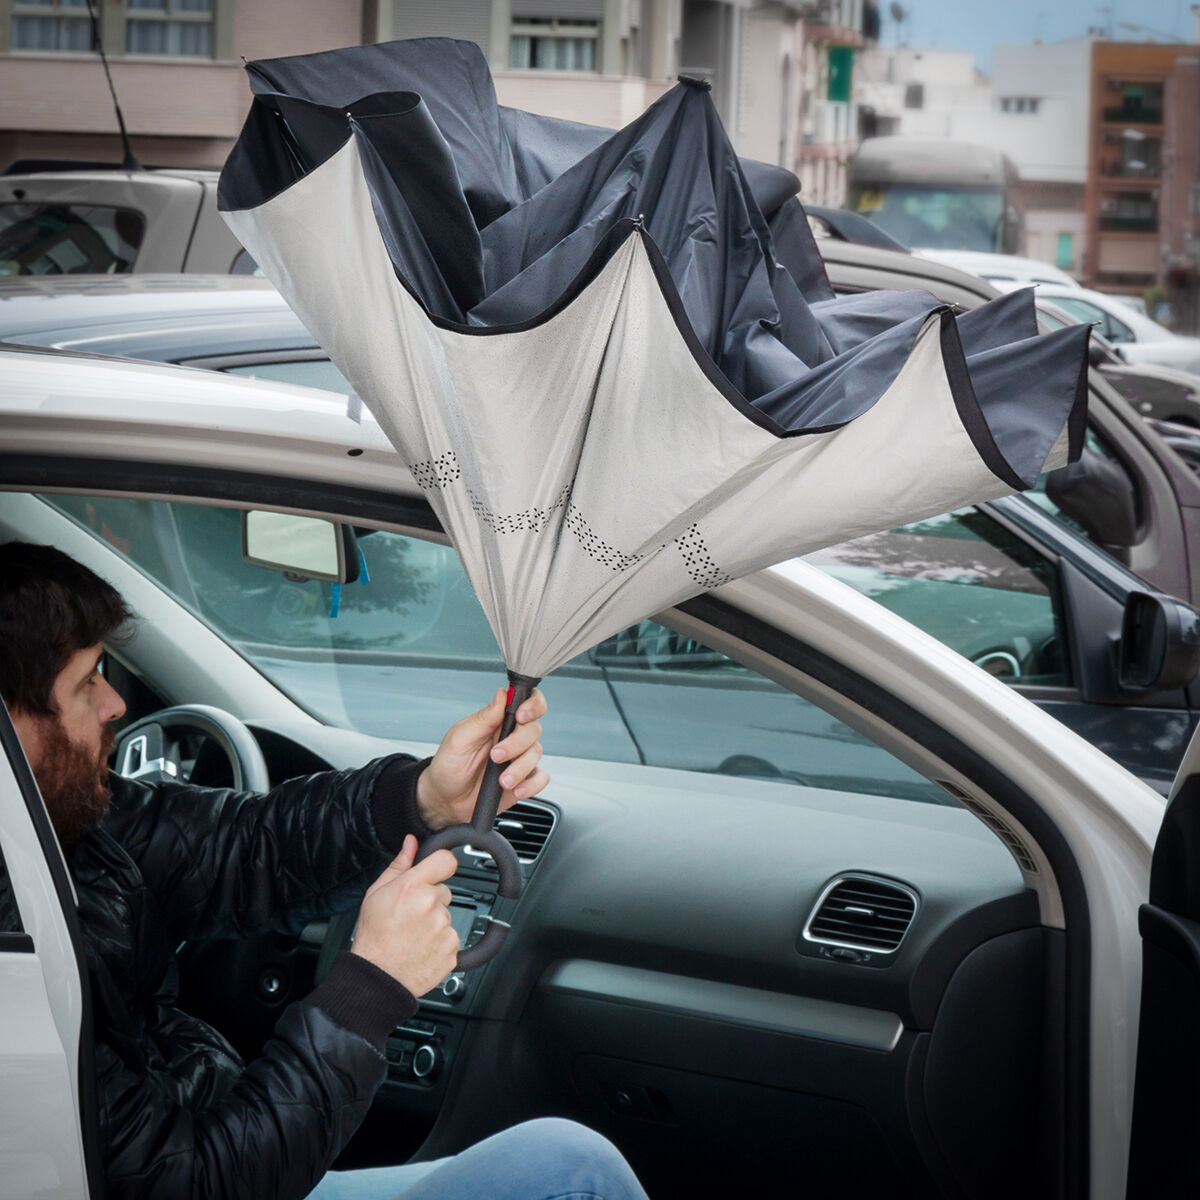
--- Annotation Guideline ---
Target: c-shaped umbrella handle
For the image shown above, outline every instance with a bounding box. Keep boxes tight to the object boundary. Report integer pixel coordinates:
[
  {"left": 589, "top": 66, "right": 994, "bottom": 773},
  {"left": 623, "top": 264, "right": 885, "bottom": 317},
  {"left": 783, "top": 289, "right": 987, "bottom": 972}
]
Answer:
[
  {"left": 417, "top": 823, "right": 521, "bottom": 969},
  {"left": 415, "top": 673, "right": 539, "bottom": 970}
]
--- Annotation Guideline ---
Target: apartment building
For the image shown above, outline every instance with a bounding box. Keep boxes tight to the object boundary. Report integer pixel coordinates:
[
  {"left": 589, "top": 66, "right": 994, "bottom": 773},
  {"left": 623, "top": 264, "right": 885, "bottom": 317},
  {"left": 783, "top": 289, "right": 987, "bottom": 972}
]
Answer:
[
  {"left": 1085, "top": 39, "right": 1199, "bottom": 302},
  {"left": 0, "top": 0, "right": 873, "bottom": 241}
]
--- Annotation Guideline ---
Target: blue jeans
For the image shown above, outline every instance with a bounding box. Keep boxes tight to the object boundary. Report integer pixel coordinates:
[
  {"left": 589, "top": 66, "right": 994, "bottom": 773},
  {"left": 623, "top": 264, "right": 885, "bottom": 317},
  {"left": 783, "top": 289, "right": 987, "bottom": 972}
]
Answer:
[{"left": 305, "top": 1118, "right": 648, "bottom": 1200}]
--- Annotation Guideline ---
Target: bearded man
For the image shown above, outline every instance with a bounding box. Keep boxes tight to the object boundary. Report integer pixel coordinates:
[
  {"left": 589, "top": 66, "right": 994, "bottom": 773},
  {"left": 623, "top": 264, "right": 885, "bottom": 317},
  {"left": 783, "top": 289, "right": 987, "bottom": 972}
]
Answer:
[{"left": 0, "top": 541, "right": 646, "bottom": 1200}]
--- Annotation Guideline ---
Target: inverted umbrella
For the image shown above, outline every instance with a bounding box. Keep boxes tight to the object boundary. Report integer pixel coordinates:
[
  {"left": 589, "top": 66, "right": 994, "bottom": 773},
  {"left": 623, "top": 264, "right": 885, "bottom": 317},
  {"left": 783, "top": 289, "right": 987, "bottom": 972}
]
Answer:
[{"left": 220, "top": 38, "right": 1089, "bottom": 966}]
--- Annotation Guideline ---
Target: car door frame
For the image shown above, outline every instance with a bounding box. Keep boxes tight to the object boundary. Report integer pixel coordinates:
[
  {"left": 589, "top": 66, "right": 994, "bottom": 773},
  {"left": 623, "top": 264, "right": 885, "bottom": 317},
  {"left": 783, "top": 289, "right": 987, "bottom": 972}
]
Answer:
[
  {"left": 1126, "top": 723, "right": 1200, "bottom": 1198},
  {"left": 0, "top": 700, "right": 105, "bottom": 1199}
]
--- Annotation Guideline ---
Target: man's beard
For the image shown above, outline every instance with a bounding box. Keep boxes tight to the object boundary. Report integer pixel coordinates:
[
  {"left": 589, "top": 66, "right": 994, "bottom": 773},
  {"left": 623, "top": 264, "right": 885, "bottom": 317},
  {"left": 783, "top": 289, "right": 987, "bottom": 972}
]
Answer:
[{"left": 33, "top": 720, "right": 115, "bottom": 846}]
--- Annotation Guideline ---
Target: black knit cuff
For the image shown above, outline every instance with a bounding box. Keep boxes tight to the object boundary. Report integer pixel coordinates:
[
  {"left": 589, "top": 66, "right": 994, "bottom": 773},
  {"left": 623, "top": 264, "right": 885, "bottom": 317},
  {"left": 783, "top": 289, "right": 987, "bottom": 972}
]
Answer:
[
  {"left": 308, "top": 950, "right": 418, "bottom": 1051},
  {"left": 370, "top": 755, "right": 436, "bottom": 853}
]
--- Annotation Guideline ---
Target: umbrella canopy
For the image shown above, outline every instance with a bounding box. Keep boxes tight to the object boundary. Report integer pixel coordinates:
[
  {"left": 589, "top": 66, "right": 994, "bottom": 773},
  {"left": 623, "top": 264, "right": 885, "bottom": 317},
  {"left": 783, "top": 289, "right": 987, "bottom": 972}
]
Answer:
[
  {"left": 219, "top": 38, "right": 1089, "bottom": 964},
  {"left": 220, "top": 39, "right": 1088, "bottom": 684}
]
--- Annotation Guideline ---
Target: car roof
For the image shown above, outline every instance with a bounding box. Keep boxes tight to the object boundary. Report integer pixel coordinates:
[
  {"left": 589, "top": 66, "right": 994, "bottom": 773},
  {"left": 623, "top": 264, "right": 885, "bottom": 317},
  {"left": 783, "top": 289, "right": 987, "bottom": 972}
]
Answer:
[
  {"left": 0, "top": 342, "right": 390, "bottom": 492},
  {"left": 0, "top": 274, "right": 311, "bottom": 359},
  {"left": 1, "top": 166, "right": 218, "bottom": 186},
  {"left": 817, "top": 239, "right": 999, "bottom": 308},
  {"left": 915, "top": 249, "right": 1077, "bottom": 288}
]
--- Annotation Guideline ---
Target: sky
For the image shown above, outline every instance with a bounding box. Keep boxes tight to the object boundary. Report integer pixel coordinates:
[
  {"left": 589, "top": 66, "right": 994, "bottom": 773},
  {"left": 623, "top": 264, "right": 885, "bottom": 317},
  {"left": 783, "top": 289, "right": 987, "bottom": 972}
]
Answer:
[{"left": 885, "top": 0, "right": 1198, "bottom": 72}]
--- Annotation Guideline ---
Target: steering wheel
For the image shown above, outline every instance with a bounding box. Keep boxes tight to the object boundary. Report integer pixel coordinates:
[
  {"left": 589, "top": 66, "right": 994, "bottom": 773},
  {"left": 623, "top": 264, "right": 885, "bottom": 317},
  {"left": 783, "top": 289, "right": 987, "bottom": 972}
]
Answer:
[{"left": 113, "top": 704, "right": 270, "bottom": 793}]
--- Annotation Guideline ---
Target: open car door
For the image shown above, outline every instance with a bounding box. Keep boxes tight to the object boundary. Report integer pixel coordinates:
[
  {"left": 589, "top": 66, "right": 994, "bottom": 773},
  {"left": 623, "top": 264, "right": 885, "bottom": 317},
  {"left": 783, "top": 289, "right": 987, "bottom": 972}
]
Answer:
[
  {"left": 0, "top": 701, "right": 99, "bottom": 1198},
  {"left": 1127, "top": 721, "right": 1200, "bottom": 1197}
]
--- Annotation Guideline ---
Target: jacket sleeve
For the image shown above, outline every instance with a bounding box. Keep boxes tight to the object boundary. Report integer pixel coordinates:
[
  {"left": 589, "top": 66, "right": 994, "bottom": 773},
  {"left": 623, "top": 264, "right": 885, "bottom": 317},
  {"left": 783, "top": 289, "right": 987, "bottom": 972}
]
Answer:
[
  {"left": 97, "top": 952, "right": 418, "bottom": 1200},
  {"left": 103, "top": 754, "right": 433, "bottom": 946}
]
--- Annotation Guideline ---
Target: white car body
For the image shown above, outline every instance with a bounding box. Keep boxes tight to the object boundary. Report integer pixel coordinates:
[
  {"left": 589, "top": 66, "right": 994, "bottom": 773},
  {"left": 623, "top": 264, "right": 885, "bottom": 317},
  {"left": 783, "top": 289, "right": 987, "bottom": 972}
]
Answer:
[
  {"left": 1034, "top": 285, "right": 1200, "bottom": 376},
  {"left": 915, "top": 249, "right": 1079, "bottom": 290},
  {"left": 0, "top": 347, "right": 1174, "bottom": 1198}
]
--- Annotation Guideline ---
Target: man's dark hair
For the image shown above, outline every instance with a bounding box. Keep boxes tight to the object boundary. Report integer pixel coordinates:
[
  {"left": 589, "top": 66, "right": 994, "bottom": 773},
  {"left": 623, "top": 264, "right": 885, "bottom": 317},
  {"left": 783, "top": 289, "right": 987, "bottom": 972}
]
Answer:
[{"left": 0, "top": 542, "right": 132, "bottom": 716}]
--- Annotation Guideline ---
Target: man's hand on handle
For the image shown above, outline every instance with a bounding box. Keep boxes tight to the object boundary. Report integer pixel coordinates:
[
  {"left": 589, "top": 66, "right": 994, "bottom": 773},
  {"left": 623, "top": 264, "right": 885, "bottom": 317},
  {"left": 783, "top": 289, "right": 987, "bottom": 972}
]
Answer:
[
  {"left": 351, "top": 835, "right": 459, "bottom": 996},
  {"left": 416, "top": 687, "right": 549, "bottom": 831}
]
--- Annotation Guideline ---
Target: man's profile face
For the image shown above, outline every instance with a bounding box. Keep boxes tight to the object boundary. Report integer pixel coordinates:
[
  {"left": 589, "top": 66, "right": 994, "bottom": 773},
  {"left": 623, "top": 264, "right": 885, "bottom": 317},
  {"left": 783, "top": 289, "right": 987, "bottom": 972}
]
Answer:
[{"left": 12, "top": 643, "right": 127, "bottom": 844}]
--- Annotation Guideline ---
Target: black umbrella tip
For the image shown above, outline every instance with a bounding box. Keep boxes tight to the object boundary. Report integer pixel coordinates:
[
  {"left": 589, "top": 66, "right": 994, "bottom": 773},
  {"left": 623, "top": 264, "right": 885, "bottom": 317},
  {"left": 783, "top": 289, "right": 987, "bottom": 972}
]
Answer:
[{"left": 677, "top": 74, "right": 713, "bottom": 91}]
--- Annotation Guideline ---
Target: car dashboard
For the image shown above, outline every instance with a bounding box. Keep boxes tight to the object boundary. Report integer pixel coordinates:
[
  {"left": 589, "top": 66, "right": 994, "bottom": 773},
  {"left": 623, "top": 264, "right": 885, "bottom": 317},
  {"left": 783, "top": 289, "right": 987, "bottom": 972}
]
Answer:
[{"left": 197, "top": 717, "right": 1050, "bottom": 1200}]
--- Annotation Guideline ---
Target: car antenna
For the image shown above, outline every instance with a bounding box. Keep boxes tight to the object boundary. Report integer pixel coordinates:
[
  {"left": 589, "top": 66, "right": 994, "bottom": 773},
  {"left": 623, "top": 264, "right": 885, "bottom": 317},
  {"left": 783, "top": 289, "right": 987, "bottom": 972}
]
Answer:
[{"left": 85, "top": 0, "right": 142, "bottom": 171}]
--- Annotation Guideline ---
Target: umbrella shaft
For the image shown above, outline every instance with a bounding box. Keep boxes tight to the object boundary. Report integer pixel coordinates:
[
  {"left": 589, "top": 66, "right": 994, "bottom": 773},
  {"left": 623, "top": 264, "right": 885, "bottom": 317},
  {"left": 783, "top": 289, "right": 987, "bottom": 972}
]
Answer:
[{"left": 470, "top": 672, "right": 539, "bottom": 833}]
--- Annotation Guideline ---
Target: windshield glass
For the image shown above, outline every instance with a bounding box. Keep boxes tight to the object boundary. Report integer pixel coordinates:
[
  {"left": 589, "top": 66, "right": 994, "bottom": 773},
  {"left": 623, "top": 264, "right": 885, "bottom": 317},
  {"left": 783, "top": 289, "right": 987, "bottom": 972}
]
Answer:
[
  {"left": 41, "top": 493, "right": 952, "bottom": 805},
  {"left": 847, "top": 185, "right": 1005, "bottom": 251},
  {"left": 0, "top": 203, "right": 145, "bottom": 275}
]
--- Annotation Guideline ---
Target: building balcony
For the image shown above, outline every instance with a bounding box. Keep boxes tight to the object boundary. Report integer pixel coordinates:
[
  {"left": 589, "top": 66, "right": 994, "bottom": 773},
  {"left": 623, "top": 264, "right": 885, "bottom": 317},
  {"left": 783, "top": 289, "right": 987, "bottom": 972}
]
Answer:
[
  {"left": 1099, "top": 217, "right": 1159, "bottom": 234},
  {"left": 1102, "top": 106, "right": 1164, "bottom": 124},
  {"left": 492, "top": 71, "right": 673, "bottom": 129},
  {"left": 803, "top": 23, "right": 863, "bottom": 46}
]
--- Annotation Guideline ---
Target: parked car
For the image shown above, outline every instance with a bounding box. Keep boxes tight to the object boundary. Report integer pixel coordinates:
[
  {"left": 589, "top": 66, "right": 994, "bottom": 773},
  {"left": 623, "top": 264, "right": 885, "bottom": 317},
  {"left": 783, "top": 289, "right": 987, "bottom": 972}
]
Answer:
[
  {"left": 1089, "top": 360, "right": 1200, "bottom": 428},
  {"left": 915, "top": 248, "right": 1079, "bottom": 290},
  {"left": 818, "top": 238, "right": 1200, "bottom": 610},
  {"left": 2, "top": 274, "right": 1198, "bottom": 791},
  {"left": 2, "top": 343, "right": 1195, "bottom": 1200},
  {"left": 1033, "top": 283, "right": 1200, "bottom": 375},
  {"left": 1147, "top": 417, "right": 1200, "bottom": 474},
  {"left": 1038, "top": 299, "right": 1200, "bottom": 428},
  {"left": 0, "top": 162, "right": 248, "bottom": 276},
  {"left": 0, "top": 273, "right": 339, "bottom": 390}
]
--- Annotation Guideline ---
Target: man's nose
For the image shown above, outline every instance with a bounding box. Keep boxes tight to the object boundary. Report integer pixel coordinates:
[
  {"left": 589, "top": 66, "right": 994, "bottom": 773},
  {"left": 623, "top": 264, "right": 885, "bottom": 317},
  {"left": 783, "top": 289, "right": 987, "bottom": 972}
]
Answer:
[{"left": 101, "top": 677, "right": 127, "bottom": 722}]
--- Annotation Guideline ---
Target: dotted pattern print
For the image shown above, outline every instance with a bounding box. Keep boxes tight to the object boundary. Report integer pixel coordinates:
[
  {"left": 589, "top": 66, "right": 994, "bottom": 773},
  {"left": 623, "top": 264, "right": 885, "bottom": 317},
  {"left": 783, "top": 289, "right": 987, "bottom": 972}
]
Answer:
[
  {"left": 468, "top": 483, "right": 573, "bottom": 535},
  {"left": 409, "top": 451, "right": 462, "bottom": 492},
  {"left": 408, "top": 449, "right": 727, "bottom": 589},
  {"left": 564, "top": 503, "right": 644, "bottom": 572},
  {"left": 675, "top": 524, "right": 731, "bottom": 589}
]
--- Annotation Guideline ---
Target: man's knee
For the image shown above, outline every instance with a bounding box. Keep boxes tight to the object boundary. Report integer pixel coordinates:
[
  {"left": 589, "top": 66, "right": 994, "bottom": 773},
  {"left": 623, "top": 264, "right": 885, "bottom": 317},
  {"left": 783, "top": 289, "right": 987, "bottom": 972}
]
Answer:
[{"left": 495, "top": 1117, "right": 643, "bottom": 1195}]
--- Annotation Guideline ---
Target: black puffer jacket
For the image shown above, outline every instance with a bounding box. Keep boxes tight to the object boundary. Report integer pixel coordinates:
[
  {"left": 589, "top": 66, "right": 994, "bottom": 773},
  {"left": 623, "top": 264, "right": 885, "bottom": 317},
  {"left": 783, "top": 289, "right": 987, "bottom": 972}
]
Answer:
[{"left": 70, "top": 754, "right": 433, "bottom": 1200}]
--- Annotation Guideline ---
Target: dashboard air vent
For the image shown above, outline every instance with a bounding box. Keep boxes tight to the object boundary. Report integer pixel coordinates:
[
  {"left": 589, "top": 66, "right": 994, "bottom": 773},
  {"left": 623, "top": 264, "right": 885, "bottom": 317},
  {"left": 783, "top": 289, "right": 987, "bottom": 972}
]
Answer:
[
  {"left": 493, "top": 800, "right": 557, "bottom": 863},
  {"left": 804, "top": 875, "right": 918, "bottom": 954}
]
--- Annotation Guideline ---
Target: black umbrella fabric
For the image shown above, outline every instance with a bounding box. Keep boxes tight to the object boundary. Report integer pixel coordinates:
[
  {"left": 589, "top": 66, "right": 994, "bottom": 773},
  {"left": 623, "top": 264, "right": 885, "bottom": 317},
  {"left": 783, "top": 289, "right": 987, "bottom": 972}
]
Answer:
[{"left": 219, "top": 39, "right": 1089, "bottom": 961}]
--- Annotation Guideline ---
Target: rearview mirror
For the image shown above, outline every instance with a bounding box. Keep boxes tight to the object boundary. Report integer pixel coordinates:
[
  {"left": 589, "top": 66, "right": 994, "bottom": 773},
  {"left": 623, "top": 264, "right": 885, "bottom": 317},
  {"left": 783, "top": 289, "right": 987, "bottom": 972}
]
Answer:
[
  {"left": 1045, "top": 450, "right": 1138, "bottom": 559},
  {"left": 241, "top": 511, "right": 360, "bottom": 583},
  {"left": 1117, "top": 591, "right": 1200, "bottom": 696}
]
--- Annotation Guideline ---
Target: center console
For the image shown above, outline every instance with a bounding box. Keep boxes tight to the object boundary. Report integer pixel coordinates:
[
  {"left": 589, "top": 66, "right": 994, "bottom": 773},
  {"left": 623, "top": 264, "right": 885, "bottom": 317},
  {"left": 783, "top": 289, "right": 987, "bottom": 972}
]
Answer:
[{"left": 383, "top": 880, "right": 503, "bottom": 1089}]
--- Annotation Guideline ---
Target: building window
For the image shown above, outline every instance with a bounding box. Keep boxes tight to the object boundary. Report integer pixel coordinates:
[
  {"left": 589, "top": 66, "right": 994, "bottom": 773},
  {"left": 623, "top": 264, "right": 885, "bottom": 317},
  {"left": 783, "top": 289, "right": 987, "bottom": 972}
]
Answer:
[
  {"left": 1000, "top": 96, "right": 1040, "bottom": 114},
  {"left": 126, "top": 0, "right": 212, "bottom": 57},
  {"left": 11, "top": 0, "right": 90, "bottom": 52},
  {"left": 903, "top": 82, "right": 923, "bottom": 110},
  {"left": 1099, "top": 191, "right": 1158, "bottom": 234},
  {"left": 9, "top": 0, "right": 218, "bottom": 57},
  {"left": 510, "top": 18, "right": 598, "bottom": 71},
  {"left": 1103, "top": 81, "right": 1164, "bottom": 125}
]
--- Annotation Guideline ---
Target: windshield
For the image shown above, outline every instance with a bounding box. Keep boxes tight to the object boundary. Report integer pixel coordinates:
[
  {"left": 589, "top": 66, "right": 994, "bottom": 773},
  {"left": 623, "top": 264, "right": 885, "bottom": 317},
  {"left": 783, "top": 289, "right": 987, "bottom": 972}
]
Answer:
[
  {"left": 847, "top": 184, "right": 1006, "bottom": 252},
  {"left": 0, "top": 203, "right": 145, "bottom": 275},
  {"left": 42, "top": 492, "right": 954, "bottom": 805}
]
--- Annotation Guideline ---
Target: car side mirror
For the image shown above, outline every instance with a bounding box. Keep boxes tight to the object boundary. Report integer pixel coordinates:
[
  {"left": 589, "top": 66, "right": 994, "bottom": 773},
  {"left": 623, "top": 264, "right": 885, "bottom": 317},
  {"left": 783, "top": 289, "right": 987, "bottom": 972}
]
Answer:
[
  {"left": 1044, "top": 450, "right": 1138, "bottom": 559},
  {"left": 1117, "top": 591, "right": 1200, "bottom": 696},
  {"left": 241, "top": 511, "right": 360, "bottom": 583}
]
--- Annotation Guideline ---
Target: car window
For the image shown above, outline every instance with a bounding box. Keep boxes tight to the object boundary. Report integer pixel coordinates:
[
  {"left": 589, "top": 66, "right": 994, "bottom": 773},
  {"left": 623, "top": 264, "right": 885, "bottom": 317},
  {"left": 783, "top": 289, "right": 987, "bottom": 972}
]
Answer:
[
  {"left": 807, "top": 508, "right": 1070, "bottom": 687},
  {"left": 1035, "top": 307, "right": 1069, "bottom": 331},
  {"left": 0, "top": 203, "right": 145, "bottom": 275},
  {"left": 1050, "top": 296, "right": 1134, "bottom": 344},
  {"left": 221, "top": 360, "right": 353, "bottom": 394},
  {"left": 41, "top": 493, "right": 950, "bottom": 805}
]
